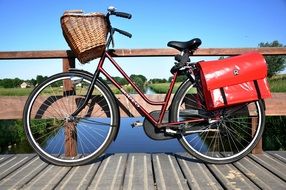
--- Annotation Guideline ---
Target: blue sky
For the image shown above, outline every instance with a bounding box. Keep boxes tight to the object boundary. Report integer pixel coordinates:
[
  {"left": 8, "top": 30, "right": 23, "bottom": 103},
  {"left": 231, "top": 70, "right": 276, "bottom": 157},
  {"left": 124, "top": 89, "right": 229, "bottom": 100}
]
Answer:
[{"left": 0, "top": 0, "right": 286, "bottom": 80}]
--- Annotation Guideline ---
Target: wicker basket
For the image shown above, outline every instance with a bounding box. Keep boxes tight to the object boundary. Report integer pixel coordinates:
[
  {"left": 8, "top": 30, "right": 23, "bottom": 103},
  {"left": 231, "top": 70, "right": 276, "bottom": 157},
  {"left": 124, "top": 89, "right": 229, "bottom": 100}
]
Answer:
[{"left": 61, "top": 11, "right": 108, "bottom": 63}]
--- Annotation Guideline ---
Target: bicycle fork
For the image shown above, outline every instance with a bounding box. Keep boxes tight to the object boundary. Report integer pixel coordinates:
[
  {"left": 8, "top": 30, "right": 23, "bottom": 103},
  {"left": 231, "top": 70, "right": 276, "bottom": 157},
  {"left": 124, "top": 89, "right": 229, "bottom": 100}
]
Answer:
[{"left": 69, "top": 69, "right": 102, "bottom": 119}]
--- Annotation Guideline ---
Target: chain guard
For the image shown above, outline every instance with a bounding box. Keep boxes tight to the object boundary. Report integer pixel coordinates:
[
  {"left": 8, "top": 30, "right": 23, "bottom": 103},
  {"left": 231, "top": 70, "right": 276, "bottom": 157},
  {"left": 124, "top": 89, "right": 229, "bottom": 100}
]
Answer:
[{"left": 143, "top": 110, "right": 175, "bottom": 140}]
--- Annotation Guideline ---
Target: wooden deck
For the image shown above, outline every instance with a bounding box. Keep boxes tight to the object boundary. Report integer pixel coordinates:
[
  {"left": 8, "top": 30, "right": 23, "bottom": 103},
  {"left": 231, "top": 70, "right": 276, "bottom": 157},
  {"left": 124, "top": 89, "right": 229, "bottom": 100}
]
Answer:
[{"left": 0, "top": 152, "right": 285, "bottom": 189}]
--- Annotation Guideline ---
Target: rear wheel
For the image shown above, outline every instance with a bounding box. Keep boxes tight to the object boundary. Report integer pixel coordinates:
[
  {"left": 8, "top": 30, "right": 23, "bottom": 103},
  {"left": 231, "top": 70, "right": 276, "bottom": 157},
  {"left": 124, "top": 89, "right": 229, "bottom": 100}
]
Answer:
[
  {"left": 170, "top": 80, "right": 265, "bottom": 164},
  {"left": 23, "top": 71, "right": 119, "bottom": 166}
]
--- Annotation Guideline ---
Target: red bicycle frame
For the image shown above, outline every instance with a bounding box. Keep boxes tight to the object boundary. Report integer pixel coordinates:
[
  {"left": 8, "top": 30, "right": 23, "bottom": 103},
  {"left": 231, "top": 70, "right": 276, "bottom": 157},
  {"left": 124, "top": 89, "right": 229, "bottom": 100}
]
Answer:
[
  {"left": 97, "top": 51, "right": 178, "bottom": 128},
  {"left": 70, "top": 50, "right": 206, "bottom": 128}
]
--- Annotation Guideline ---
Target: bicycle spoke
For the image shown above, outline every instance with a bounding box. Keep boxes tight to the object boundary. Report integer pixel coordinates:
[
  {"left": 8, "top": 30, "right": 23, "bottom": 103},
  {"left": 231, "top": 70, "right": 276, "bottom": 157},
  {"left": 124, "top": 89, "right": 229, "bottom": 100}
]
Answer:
[
  {"left": 24, "top": 73, "right": 117, "bottom": 165},
  {"left": 174, "top": 81, "right": 264, "bottom": 163}
]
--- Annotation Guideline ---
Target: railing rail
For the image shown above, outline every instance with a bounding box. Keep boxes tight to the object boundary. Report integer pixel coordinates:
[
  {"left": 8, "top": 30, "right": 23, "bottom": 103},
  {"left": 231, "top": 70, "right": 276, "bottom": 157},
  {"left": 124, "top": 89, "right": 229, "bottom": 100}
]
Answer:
[{"left": 1, "top": 47, "right": 286, "bottom": 60}]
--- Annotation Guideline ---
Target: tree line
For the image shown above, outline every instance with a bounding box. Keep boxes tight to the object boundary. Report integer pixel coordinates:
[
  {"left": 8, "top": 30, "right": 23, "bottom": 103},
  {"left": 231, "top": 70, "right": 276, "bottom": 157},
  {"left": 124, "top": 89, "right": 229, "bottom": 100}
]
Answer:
[
  {"left": 0, "top": 73, "right": 188, "bottom": 89},
  {"left": 0, "top": 75, "right": 48, "bottom": 88}
]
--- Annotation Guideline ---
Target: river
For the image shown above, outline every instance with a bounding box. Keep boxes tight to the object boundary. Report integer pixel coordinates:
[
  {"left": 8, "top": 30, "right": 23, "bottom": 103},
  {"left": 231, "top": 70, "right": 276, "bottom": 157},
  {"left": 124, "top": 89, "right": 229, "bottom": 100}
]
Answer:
[{"left": 2, "top": 117, "right": 184, "bottom": 154}]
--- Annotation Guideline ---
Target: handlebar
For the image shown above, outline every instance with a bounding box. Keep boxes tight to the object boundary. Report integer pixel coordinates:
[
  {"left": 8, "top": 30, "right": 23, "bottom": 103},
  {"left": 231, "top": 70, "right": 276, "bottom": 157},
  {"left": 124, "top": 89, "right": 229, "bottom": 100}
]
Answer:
[
  {"left": 106, "top": 6, "right": 132, "bottom": 48},
  {"left": 112, "top": 12, "right": 132, "bottom": 19},
  {"left": 114, "top": 28, "right": 132, "bottom": 38}
]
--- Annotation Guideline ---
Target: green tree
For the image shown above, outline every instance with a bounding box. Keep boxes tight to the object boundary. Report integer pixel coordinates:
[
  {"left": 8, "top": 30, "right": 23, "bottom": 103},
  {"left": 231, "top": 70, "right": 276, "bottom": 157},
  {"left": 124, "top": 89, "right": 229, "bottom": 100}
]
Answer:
[
  {"left": 258, "top": 40, "right": 286, "bottom": 77},
  {"left": 13, "top": 78, "right": 22, "bottom": 87},
  {"left": 29, "top": 78, "right": 37, "bottom": 86},
  {"left": 149, "top": 78, "right": 167, "bottom": 83},
  {"left": 36, "top": 75, "right": 48, "bottom": 84},
  {"left": 1, "top": 78, "right": 15, "bottom": 88},
  {"left": 130, "top": 76, "right": 144, "bottom": 91},
  {"left": 168, "top": 75, "right": 187, "bottom": 82},
  {"left": 130, "top": 74, "right": 147, "bottom": 84},
  {"left": 112, "top": 76, "right": 128, "bottom": 85}
]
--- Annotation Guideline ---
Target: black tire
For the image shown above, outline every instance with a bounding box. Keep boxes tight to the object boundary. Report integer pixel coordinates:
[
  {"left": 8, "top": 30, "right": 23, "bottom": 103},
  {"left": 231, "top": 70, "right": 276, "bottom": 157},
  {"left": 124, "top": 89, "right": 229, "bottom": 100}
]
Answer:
[
  {"left": 23, "top": 71, "right": 119, "bottom": 166},
  {"left": 170, "top": 80, "right": 265, "bottom": 164}
]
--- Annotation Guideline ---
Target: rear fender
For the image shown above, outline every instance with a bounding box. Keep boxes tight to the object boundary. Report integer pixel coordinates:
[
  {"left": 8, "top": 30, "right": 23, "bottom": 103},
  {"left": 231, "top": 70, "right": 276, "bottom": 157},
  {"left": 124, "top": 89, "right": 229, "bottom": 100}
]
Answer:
[{"left": 169, "top": 79, "right": 192, "bottom": 122}]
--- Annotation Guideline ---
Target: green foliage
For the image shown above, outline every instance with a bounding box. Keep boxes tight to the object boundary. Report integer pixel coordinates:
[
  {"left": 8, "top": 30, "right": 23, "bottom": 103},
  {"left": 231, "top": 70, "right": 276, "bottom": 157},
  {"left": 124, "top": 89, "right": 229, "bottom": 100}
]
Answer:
[
  {"left": 269, "top": 74, "right": 286, "bottom": 92},
  {"left": 0, "top": 120, "right": 26, "bottom": 153},
  {"left": 36, "top": 75, "right": 48, "bottom": 84},
  {"left": 112, "top": 76, "right": 128, "bottom": 86},
  {"left": 130, "top": 74, "right": 147, "bottom": 84},
  {"left": 263, "top": 116, "right": 286, "bottom": 150},
  {"left": 0, "top": 78, "right": 23, "bottom": 88},
  {"left": 258, "top": 40, "right": 286, "bottom": 77},
  {"left": 132, "top": 77, "right": 144, "bottom": 91},
  {"left": 149, "top": 78, "right": 167, "bottom": 84},
  {"left": 0, "top": 75, "right": 48, "bottom": 89},
  {"left": 148, "top": 82, "right": 181, "bottom": 93},
  {"left": 168, "top": 75, "right": 187, "bottom": 82}
]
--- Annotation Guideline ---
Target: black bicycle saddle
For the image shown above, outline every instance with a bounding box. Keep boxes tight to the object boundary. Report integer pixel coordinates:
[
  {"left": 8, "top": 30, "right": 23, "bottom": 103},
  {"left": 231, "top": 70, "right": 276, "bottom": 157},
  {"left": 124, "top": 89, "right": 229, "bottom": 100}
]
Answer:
[{"left": 167, "top": 38, "right": 202, "bottom": 52}]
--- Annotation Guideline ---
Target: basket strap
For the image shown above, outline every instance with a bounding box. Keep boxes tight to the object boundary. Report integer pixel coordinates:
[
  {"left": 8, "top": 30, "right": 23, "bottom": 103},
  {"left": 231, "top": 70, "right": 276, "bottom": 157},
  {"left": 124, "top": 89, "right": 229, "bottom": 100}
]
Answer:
[
  {"left": 254, "top": 80, "right": 262, "bottom": 99},
  {"left": 220, "top": 87, "right": 228, "bottom": 105}
]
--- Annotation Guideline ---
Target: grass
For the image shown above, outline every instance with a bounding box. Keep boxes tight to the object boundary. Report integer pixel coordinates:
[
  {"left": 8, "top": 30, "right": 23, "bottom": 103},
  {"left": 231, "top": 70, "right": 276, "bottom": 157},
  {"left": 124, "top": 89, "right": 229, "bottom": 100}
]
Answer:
[
  {"left": 148, "top": 83, "right": 182, "bottom": 94},
  {"left": 0, "top": 87, "right": 33, "bottom": 96},
  {"left": 269, "top": 74, "right": 286, "bottom": 92}
]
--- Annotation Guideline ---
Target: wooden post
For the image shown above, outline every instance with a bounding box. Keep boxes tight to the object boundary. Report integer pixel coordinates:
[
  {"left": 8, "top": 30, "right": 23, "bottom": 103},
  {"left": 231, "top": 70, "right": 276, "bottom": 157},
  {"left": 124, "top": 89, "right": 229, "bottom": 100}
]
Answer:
[
  {"left": 62, "top": 57, "right": 77, "bottom": 157},
  {"left": 63, "top": 57, "right": 75, "bottom": 72},
  {"left": 252, "top": 117, "right": 263, "bottom": 154}
]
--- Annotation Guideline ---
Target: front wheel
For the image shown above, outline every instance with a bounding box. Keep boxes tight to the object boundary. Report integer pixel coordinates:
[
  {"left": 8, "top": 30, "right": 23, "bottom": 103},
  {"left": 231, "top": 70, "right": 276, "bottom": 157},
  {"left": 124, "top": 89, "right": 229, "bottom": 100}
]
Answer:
[
  {"left": 170, "top": 80, "right": 265, "bottom": 164},
  {"left": 23, "top": 71, "right": 119, "bottom": 166}
]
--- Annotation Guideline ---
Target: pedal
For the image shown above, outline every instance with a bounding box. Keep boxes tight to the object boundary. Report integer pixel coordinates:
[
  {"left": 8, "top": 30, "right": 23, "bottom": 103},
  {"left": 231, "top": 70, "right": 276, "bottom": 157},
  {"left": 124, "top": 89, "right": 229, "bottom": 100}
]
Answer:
[
  {"left": 165, "top": 128, "right": 179, "bottom": 134},
  {"left": 131, "top": 121, "right": 143, "bottom": 128}
]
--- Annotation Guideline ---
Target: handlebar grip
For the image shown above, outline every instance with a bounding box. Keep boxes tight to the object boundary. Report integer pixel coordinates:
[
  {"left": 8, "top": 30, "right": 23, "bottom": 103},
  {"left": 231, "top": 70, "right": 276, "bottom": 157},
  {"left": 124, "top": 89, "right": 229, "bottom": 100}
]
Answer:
[
  {"left": 114, "top": 12, "right": 132, "bottom": 19},
  {"left": 114, "top": 28, "right": 132, "bottom": 38}
]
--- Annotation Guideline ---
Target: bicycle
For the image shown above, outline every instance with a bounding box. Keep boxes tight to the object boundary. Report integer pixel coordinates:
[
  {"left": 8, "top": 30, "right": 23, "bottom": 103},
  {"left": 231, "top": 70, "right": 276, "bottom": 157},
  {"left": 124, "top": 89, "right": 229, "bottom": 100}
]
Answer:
[{"left": 23, "top": 7, "right": 271, "bottom": 166}]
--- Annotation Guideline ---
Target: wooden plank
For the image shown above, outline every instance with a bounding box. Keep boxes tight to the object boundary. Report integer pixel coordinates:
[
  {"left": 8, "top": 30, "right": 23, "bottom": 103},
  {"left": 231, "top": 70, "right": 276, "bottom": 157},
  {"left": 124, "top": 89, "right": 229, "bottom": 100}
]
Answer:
[
  {"left": 267, "top": 151, "right": 286, "bottom": 164},
  {"left": 0, "top": 156, "right": 48, "bottom": 189},
  {"left": 264, "top": 93, "right": 286, "bottom": 116},
  {"left": 0, "top": 153, "right": 286, "bottom": 189},
  {"left": 175, "top": 153, "right": 223, "bottom": 189},
  {"left": 234, "top": 156, "right": 286, "bottom": 189},
  {"left": 0, "top": 96, "right": 27, "bottom": 119},
  {"left": 0, "top": 93, "right": 285, "bottom": 120},
  {"left": 0, "top": 50, "right": 75, "bottom": 60},
  {"left": 111, "top": 47, "right": 286, "bottom": 57},
  {"left": 1, "top": 47, "right": 286, "bottom": 60},
  {"left": 0, "top": 154, "right": 35, "bottom": 181},
  {"left": 152, "top": 153, "right": 189, "bottom": 190},
  {"left": 207, "top": 161, "right": 259, "bottom": 189},
  {"left": 22, "top": 164, "right": 71, "bottom": 189},
  {"left": 88, "top": 154, "right": 127, "bottom": 190},
  {"left": 55, "top": 160, "right": 101, "bottom": 190},
  {"left": 249, "top": 153, "right": 286, "bottom": 181},
  {"left": 122, "top": 153, "right": 154, "bottom": 190},
  {"left": 0, "top": 154, "right": 14, "bottom": 164}
]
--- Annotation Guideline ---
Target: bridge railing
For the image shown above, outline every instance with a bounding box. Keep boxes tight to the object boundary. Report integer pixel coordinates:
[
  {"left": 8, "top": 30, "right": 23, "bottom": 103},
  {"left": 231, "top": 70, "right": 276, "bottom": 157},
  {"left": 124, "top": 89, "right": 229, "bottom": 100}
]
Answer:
[{"left": 1, "top": 47, "right": 286, "bottom": 154}]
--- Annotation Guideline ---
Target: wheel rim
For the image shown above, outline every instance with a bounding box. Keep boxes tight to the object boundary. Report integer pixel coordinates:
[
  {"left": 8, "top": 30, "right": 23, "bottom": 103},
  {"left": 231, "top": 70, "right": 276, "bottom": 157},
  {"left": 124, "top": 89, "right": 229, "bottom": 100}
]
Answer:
[
  {"left": 25, "top": 75, "right": 114, "bottom": 163},
  {"left": 177, "top": 84, "right": 263, "bottom": 161}
]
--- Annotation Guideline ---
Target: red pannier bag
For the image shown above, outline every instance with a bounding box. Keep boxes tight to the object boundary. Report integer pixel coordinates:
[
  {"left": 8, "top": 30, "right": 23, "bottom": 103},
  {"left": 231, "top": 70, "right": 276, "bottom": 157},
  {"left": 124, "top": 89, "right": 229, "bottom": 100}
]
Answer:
[{"left": 198, "top": 51, "right": 272, "bottom": 110}]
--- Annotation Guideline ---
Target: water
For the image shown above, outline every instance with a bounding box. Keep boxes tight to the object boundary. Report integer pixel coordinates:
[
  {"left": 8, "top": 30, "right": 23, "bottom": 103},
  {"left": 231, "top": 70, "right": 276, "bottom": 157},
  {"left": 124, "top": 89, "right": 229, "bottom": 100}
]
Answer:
[
  {"left": 106, "top": 117, "right": 184, "bottom": 153},
  {"left": 145, "top": 87, "right": 156, "bottom": 95},
  {"left": 2, "top": 117, "right": 184, "bottom": 154}
]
